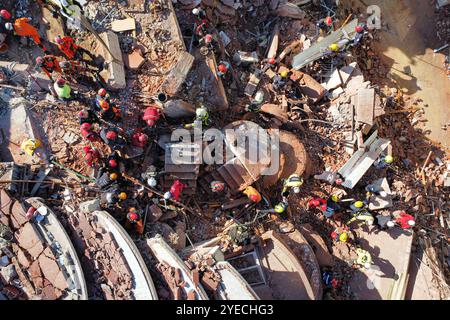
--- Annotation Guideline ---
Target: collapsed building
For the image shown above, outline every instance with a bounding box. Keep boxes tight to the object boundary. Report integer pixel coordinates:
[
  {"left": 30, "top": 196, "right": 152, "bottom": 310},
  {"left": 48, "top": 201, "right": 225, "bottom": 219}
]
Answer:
[{"left": 0, "top": 0, "right": 449, "bottom": 301}]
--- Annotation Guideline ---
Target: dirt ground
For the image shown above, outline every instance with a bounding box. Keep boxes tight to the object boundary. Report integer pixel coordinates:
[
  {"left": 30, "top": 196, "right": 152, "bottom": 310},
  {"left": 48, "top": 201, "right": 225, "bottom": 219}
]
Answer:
[{"left": 348, "top": 0, "right": 450, "bottom": 149}]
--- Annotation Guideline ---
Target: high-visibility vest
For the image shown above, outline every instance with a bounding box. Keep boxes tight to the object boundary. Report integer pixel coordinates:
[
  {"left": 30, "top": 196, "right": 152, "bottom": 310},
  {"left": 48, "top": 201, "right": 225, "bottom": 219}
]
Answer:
[{"left": 54, "top": 83, "right": 71, "bottom": 99}]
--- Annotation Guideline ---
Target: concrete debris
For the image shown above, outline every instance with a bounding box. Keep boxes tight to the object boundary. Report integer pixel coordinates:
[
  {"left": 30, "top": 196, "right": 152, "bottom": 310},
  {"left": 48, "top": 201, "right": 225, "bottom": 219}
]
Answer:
[{"left": 0, "top": 0, "right": 447, "bottom": 302}]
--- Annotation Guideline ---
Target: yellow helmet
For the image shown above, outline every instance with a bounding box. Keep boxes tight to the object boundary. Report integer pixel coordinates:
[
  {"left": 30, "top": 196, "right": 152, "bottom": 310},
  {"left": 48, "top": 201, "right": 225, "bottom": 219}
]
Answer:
[
  {"left": 354, "top": 201, "right": 364, "bottom": 208},
  {"left": 119, "top": 192, "right": 127, "bottom": 200},
  {"left": 330, "top": 43, "right": 339, "bottom": 51},
  {"left": 280, "top": 70, "right": 289, "bottom": 78},
  {"left": 384, "top": 155, "right": 394, "bottom": 164},
  {"left": 110, "top": 173, "right": 118, "bottom": 180},
  {"left": 339, "top": 232, "right": 348, "bottom": 242},
  {"left": 331, "top": 195, "right": 339, "bottom": 202},
  {"left": 274, "top": 202, "right": 287, "bottom": 213}
]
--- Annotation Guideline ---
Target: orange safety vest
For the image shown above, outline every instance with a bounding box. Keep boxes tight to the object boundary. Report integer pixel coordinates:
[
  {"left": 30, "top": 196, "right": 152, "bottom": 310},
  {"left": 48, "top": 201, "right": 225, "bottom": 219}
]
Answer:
[{"left": 58, "top": 36, "right": 79, "bottom": 60}]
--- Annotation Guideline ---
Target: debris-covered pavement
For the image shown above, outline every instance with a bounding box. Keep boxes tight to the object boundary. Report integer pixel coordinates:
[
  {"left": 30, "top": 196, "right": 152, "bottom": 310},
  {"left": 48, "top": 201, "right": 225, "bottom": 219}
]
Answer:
[{"left": 0, "top": 0, "right": 449, "bottom": 301}]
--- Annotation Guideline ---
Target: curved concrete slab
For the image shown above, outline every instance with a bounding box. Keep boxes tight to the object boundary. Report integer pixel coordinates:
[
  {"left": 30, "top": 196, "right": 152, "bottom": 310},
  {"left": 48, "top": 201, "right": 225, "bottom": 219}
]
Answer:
[
  {"left": 215, "top": 261, "right": 260, "bottom": 300},
  {"left": 146, "top": 235, "right": 209, "bottom": 300},
  {"left": 92, "top": 210, "right": 158, "bottom": 300},
  {"left": 25, "top": 198, "right": 88, "bottom": 300}
]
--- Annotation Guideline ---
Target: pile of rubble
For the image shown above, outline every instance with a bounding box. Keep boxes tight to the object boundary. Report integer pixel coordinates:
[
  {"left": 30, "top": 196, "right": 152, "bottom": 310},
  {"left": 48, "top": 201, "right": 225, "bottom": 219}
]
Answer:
[{"left": 0, "top": 0, "right": 448, "bottom": 301}]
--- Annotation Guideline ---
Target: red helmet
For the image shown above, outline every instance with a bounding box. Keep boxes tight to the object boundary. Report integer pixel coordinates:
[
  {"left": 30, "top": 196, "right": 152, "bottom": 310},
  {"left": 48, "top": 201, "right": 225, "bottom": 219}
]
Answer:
[
  {"left": 109, "top": 159, "right": 117, "bottom": 168},
  {"left": 0, "top": 9, "right": 12, "bottom": 20},
  {"left": 98, "top": 88, "right": 107, "bottom": 97},
  {"left": 79, "top": 110, "right": 88, "bottom": 118},
  {"left": 55, "top": 36, "right": 63, "bottom": 44},
  {"left": 36, "top": 56, "right": 44, "bottom": 66},
  {"left": 320, "top": 205, "right": 327, "bottom": 211},
  {"left": 268, "top": 58, "right": 276, "bottom": 65},
  {"left": 129, "top": 212, "right": 138, "bottom": 221},
  {"left": 80, "top": 123, "right": 91, "bottom": 131},
  {"left": 56, "top": 78, "right": 65, "bottom": 86},
  {"left": 355, "top": 25, "right": 364, "bottom": 33},
  {"left": 82, "top": 146, "right": 91, "bottom": 154},
  {"left": 138, "top": 134, "right": 148, "bottom": 143},
  {"left": 106, "top": 131, "right": 117, "bottom": 140},
  {"left": 312, "top": 199, "right": 320, "bottom": 207},
  {"left": 204, "top": 34, "right": 213, "bottom": 43},
  {"left": 249, "top": 194, "right": 259, "bottom": 202},
  {"left": 84, "top": 153, "right": 93, "bottom": 161},
  {"left": 325, "top": 16, "right": 333, "bottom": 26},
  {"left": 218, "top": 64, "right": 228, "bottom": 73}
]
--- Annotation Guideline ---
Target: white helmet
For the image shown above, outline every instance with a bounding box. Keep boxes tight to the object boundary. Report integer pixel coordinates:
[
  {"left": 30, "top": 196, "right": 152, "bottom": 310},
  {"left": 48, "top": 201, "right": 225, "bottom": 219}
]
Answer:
[
  {"left": 366, "top": 220, "right": 374, "bottom": 226},
  {"left": 5, "top": 22, "right": 13, "bottom": 31},
  {"left": 106, "top": 192, "right": 113, "bottom": 204},
  {"left": 408, "top": 220, "right": 416, "bottom": 227},
  {"left": 364, "top": 262, "right": 371, "bottom": 269},
  {"left": 192, "top": 8, "right": 200, "bottom": 15},
  {"left": 196, "top": 107, "right": 207, "bottom": 118},
  {"left": 387, "top": 220, "right": 395, "bottom": 228},
  {"left": 147, "top": 177, "right": 157, "bottom": 188},
  {"left": 379, "top": 191, "right": 387, "bottom": 197},
  {"left": 293, "top": 186, "right": 301, "bottom": 194},
  {"left": 163, "top": 191, "right": 172, "bottom": 200}
]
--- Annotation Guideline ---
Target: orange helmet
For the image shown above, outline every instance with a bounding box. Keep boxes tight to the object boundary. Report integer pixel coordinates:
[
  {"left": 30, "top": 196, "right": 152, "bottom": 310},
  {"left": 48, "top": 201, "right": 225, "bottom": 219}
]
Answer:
[{"left": 99, "top": 100, "right": 110, "bottom": 110}]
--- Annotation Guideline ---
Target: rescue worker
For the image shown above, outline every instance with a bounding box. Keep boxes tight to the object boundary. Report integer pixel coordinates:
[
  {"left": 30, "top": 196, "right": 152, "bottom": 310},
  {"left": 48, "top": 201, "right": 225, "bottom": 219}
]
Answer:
[
  {"left": 5, "top": 17, "right": 47, "bottom": 51},
  {"left": 210, "top": 181, "right": 225, "bottom": 193},
  {"left": 131, "top": 130, "right": 148, "bottom": 148},
  {"left": 245, "top": 90, "right": 264, "bottom": 112},
  {"left": 53, "top": 77, "right": 73, "bottom": 100},
  {"left": 217, "top": 61, "right": 230, "bottom": 78},
  {"left": 141, "top": 165, "right": 159, "bottom": 188},
  {"left": 373, "top": 154, "right": 394, "bottom": 169},
  {"left": 308, "top": 197, "right": 327, "bottom": 211},
  {"left": 164, "top": 180, "right": 186, "bottom": 201},
  {"left": 126, "top": 207, "right": 144, "bottom": 234},
  {"left": 96, "top": 88, "right": 111, "bottom": 108},
  {"left": 48, "top": 0, "right": 83, "bottom": 23},
  {"left": 317, "top": 16, "right": 334, "bottom": 35},
  {"left": 55, "top": 35, "right": 95, "bottom": 64},
  {"left": 185, "top": 105, "right": 210, "bottom": 129},
  {"left": 274, "top": 200, "right": 288, "bottom": 214},
  {"left": 346, "top": 203, "right": 374, "bottom": 227},
  {"left": 98, "top": 100, "right": 121, "bottom": 122},
  {"left": 106, "top": 151, "right": 123, "bottom": 173},
  {"left": 393, "top": 211, "right": 415, "bottom": 229},
  {"left": 78, "top": 108, "right": 99, "bottom": 125},
  {"left": 20, "top": 138, "right": 47, "bottom": 162},
  {"left": 36, "top": 55, "right": 61, "bottom": 80},
  {"left": 100, "top": 128, "right": 127, "bottom": 151},
  {"left": 82, "top": 146, "right": 100, "bottom": 167},
  {"left": 199, "top": 34, "right": 215, "bottom": 51},
  {"left": 192, "top": 7, "right": 207, "bottom": 21},
  {"left": 272, "top": 70, "right": 288, "bottom": 91},
  {"left": 243, "top": 186, "right": 262, "bottom": 203},
  {"left": 324, "top": 194, "right": 341, "bottom": 218},
  {"left": 331, "top": 227, "right": 350, "bottom": 243},
  {"left": 354, "top": 248, "right": 372, "bottom": 269},
  {"left": 0, "top": 10, "right": 11, "bottom": 52},
  {"left": 352, "top": 23, "right": 366, "bottom": 46},
  {"left": 80, "top": 123, "right": 99, "bottom": 142},
  {"left": 281, "top": 174, "right": 303, "bottom": 197},
  {"left": 142, "top": 106, "right": 160, "bottom": 127},
  {"left": 105, "top": 188, "right": 127, "bottom": 207},
  {"left": 0, "top": 9, "right": 12, "bottom": 21},
  {"left": 59, "top": 60, "right": 83, "bottom": 82}
]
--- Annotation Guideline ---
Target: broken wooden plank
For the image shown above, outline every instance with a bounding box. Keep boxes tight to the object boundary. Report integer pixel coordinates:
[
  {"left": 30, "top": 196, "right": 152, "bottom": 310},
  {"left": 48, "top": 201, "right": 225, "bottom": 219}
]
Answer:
[
  {"left": 161, "top": 51, "right": 195, "bottom": 96},
  {"left": 111, "top": 18, "right": 136, "bottom": 32},
  {"left": 267, "top": 23, "right": 280, "bottom": 59},
  {"left": 99, "top": 31, "right": 126, "bottom": 89}
]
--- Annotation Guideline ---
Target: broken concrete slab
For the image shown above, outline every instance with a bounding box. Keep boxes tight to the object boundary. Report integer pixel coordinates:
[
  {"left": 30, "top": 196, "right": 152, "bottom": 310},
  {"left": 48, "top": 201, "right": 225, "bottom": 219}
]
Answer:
[
  {"left": 292, "top": 19, "right": 359, "bottom": 69},
  {"left": 275, "top": 2, "right": 306, "bottom": 19},
  {"left": 290, "top": 69, "right": 326, "bottom": 102},
  {"left": 100, "top": 31, "right": 126, "bottom": 90},
  {"left": 368, "top": 178, "right": 393, "bottom": 210},
  {"left": 111, "top": 18, "right": 136, "bottom": 32},
  {"left": 354, "top": 88, "right": 376, "bottom": 127},
  {"left": 161, "top": 51, "right": 195, "bottom": 96},
  {"left": 325, "top": 62, "right": 357, "bottom": 90},
  {"left": 338, "top": 131, "right": 391, "bottom": 189},
  {"left": 163, "top": 99, "right": 196, "bottom": 118}
]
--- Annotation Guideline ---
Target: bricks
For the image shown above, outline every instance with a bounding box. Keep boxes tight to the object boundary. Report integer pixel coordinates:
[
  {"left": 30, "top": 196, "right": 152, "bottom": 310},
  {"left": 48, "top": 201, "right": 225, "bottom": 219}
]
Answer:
[{"left": 16, "top": 222, "right": 44, "bottom": 259}]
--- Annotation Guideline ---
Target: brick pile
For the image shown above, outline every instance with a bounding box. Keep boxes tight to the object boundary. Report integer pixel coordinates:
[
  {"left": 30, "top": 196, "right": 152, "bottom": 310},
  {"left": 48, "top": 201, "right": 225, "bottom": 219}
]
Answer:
[
  {"left": 67, "top": 210, "right": 134, "bottom": 300},
  {"left": 0, "top": 190, "right": 71, "bottom": 300}
]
